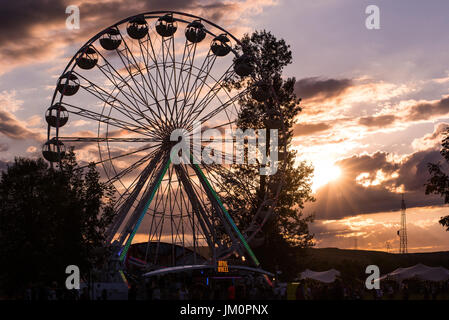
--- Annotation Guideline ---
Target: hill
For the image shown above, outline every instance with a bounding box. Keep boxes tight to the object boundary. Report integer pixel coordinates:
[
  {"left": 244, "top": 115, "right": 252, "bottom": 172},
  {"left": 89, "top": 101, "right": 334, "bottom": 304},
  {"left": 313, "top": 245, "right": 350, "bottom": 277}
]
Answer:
[{"left": 297, "top": 247, "right": 449, "bottom": 281}]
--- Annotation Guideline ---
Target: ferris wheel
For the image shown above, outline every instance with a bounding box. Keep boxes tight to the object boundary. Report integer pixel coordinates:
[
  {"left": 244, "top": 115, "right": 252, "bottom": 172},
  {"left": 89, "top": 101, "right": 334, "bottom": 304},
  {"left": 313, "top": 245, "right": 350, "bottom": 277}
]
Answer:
[{"left": 43, "top": 11, "right": 287, "bottom": 273}]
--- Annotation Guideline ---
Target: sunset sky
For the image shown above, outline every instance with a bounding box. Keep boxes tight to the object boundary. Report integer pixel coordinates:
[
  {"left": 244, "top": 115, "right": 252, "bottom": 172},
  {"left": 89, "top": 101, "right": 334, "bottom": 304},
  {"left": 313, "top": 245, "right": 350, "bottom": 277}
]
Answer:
[{"left": 1, "top": 0, "right": 449, "bottom": 252}]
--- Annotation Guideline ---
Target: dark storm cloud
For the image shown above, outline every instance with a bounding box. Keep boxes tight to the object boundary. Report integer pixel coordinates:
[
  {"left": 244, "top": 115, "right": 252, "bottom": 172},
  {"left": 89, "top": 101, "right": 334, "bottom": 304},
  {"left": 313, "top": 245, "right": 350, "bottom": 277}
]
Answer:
[
  {"left": 0, "top": 110, "right": 40, "bottom": 140},
  {"left": 306, "top": 149, "right": 446, "bottom": 220},
  {"left": 294, "top": 77, "right": 353, "bottom": 101},
  {"left": 358, "top": 115, "right": 397, "bottom": 127},
  {"left": 293, "top": 122, "right": 331, "bottom": 136}
]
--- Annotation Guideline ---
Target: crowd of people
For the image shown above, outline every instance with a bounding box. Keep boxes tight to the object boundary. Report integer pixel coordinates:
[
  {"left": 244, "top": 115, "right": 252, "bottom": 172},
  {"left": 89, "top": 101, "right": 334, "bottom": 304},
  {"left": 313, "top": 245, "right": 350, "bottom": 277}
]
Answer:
[
  {"left": 129, "top": 273, "right": 277, "bottom": 300},
  {"left": 9, "top": 273, "right": 449, "bottom": 300},
  {"left": 293, "top": 278, "right": 449, "bottom": 300}
]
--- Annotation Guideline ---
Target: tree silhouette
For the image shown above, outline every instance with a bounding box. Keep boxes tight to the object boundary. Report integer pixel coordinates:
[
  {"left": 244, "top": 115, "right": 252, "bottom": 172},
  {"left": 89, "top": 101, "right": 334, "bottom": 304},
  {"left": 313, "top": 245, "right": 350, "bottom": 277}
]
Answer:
[
  {"left": 222, "top": 30, "right": 315, "bottom": 275},
  {"left": 0, "top": 151, "right": 115, "bottom": 297},
  {"left": 425, "top": 130, "right": 449, "bottom": 231}
]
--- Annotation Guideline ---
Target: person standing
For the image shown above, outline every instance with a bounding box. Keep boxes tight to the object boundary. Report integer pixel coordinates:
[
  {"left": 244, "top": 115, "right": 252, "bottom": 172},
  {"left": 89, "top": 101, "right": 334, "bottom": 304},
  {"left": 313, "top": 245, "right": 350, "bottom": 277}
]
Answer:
[
  {"left": 227, "top": 282, "right": 236, "bottom": 300},
  {"left": 295, "top": 282, "right": 305, "bottom": 300}
]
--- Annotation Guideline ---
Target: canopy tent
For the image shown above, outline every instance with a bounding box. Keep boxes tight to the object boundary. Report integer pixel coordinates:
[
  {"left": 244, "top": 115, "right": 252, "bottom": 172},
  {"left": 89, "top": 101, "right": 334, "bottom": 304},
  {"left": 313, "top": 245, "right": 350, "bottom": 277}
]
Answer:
[
  {"left": 300, "top": 269, "right": 341, "bottom": 283},
  {"left": 380, "top": 263, "right": 449, "bottom": 282}
]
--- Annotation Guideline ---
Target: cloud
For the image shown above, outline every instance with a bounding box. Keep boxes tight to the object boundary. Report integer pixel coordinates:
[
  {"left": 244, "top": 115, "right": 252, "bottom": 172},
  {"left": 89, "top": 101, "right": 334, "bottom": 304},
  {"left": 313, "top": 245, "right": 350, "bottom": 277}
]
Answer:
[
  {"left": 337, "top": 151, "right": 399, "bottom": 178},
  {"left": 293, "top": 122, "right": 331, "bottom": 136},
  {"left": 294, "top": 77, "right": 353, "bottom": 102},
  {"left": 0, "top": 109, "right": 42, "bottom": 141},
  {"left": 412, "top": 122, "right": 448, "bottom": 151},
  {"left": 395, "top": 149, "right": 444, "bottom": 192},
  {"left": 358, "top": 115, "right": 397, "bottom": 128},
  {"left": 407, "top": 97, "right": 449, "bottom": 121},
  {"left": 0, "top": 0, "right": 69, "bottom": 73},
  {"left": 0, "top": 0, "right": 277, "bottom": 73},
  {"left": 0, "top": 90, "right": 44, "bottom": 141},
  {"left": 305, "top": 149, "right": 446, "bottom": 220}
]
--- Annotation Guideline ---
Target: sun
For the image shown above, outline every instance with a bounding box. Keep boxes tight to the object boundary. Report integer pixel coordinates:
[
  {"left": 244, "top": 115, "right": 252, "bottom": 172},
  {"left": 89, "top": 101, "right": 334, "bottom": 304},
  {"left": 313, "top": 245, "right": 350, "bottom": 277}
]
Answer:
[{"left": 312, "top": 162, "right": 342, "bottom": 192}]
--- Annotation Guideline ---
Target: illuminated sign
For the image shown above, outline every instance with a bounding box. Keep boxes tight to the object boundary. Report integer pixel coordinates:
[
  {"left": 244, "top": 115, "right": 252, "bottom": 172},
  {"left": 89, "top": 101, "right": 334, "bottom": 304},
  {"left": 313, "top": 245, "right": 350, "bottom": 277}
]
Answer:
[{"left": 217, "top": 260, "right": 229, "bottom": 273}]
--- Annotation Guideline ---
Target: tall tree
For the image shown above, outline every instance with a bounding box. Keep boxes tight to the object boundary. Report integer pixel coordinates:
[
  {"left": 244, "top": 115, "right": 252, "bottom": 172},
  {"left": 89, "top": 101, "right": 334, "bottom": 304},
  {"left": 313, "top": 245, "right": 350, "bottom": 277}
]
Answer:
[
  {"left": 221, "top": 30, "right": 315, "bottom": 275},
  {"left": 0, "top": 152, "right": 115, "bottom": 297},
  {"left": 425, "top": 130, "right": 449, "bottom": 230}
]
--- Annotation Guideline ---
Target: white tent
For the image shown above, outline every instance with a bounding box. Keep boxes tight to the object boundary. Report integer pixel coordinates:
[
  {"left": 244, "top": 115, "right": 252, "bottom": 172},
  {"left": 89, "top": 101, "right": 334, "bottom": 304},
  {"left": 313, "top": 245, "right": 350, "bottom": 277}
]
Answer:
[
  {"left": 300, "top": 269, "right": 341, "bottom": 283},
  {"left": 381, "top": 263, "right": 449, "bottom": 282}
]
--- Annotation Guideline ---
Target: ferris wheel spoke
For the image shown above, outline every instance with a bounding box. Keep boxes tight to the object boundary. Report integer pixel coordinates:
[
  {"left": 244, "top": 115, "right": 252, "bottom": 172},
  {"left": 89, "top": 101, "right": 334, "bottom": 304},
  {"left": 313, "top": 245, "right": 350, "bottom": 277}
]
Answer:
[
  {"left": 79, "top": 142, "right": 162, "bottom": 170},
  {"left": 173, "top": 41, "right": 197, "bottom": 125},
  {"left": 136, "top": 31, "right": 183, "bottom": 126},
  {"left": 73, "top": 72, "right": 160, "bottom": 133},
  {"left": 164, "top": 37, "right": 178, "bottom": 116},
  {"left": 58, "top": 136, "right": 160, "bottom": 143},
  {"left": 136, "top": 37, "right": 170, "bottom": 123},
  {"left": 184, "top": 50, "right": 217, "bottom": 104},
  {"left": 92, "top": 45, "right": 167, "bottom": 129},
  {"left": 59, "top": 102, "right": 157, "bottom": 137},
  {"left": 111, "top": 150, "right": 160, "bottom": 199},
  {"left": 176, "top": 42, "right": 200, "bottom": 126},
  {"left": 187, "top": 90, "right": 243, "bottom": 129},
  {"left": 94, "top": 148, "right": 162, "bottom": 205},
  {"left": 117, "top": 34, "right": 177, "bottom": 132},
  {"left": 159, "top": 36, "right": 179, "bottom": 127},
  {"left": 182, "top": 67, "right": 238, "bottom": 126},
  {"left": 180, "top": 51, "right": 217, "bottom": 121},
  {"left": 115, "top": 33, "right": 153, "bottom": 107},
  {"left": 141, "top": 29, "right": 175, "bottom": 125},
  {"left": 190, "top": 143, "right": 235, "bottom": 165},
  {"left": 204, "top": 163, "right": 255, "bottom": 195},
  {"left": 105, "top": 149, "right": 159, "bottom": 185},
  {"left": 92, "top": 45, "right": 149, "bottom": 108},
  {"left": 74, "top": 70, "right": 142, "bottom": 116}
]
